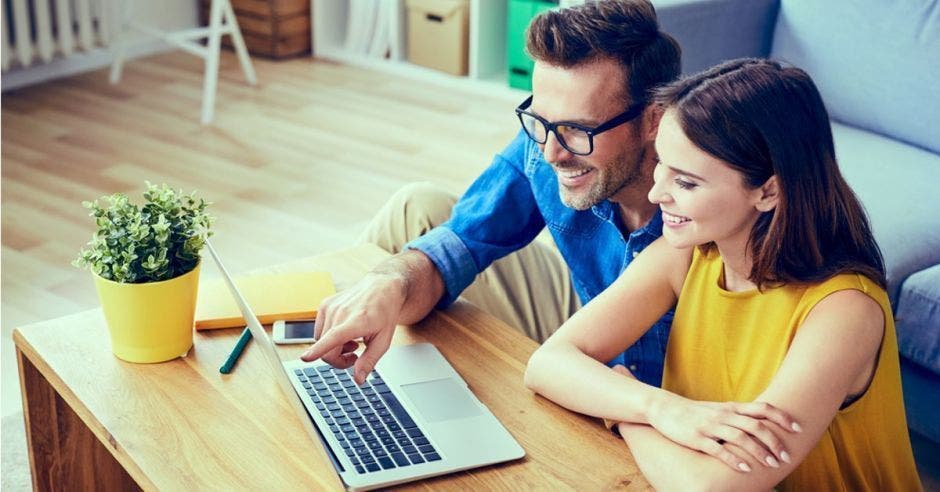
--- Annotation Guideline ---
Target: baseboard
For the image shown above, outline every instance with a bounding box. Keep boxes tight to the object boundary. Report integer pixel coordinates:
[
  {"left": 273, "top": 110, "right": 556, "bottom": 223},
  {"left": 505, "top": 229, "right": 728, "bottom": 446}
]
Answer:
[{"left": 1, "top": 39, "right": 179, "bottom": 93}]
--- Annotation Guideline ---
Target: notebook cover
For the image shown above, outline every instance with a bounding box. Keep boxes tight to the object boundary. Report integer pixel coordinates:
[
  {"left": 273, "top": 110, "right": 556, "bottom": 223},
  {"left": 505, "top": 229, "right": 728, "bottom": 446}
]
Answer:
[{"left": 194, "top": 271, "right": 335, "bottom": 330}]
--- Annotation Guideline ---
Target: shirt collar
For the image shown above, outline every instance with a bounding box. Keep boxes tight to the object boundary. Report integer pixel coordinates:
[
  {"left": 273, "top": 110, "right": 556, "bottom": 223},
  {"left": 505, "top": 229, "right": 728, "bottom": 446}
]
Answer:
[{"left": 591, "top": 201, "right": 663, "bottom": 239}]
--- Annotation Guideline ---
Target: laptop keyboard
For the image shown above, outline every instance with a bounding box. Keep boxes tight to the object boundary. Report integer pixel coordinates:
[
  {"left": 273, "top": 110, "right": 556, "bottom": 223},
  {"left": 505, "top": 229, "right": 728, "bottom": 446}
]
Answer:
[{"left": 294, "top": 365, "right": 441, "bottom": 474}]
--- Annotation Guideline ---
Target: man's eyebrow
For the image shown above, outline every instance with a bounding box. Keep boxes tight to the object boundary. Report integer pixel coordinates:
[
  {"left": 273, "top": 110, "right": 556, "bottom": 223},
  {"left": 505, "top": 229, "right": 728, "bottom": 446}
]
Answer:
[{"left": 529, "top": 106, "right": 600, "bottom": 126}]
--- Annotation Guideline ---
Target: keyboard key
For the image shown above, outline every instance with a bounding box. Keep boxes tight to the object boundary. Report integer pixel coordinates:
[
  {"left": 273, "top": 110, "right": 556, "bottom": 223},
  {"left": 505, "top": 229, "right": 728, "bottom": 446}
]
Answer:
[
  {"left": 329, "top": 383, "right": 344, "bottom": 392},
  {"left": 337, "top": 396, "right": 351, "bottom": 405},
  {"left": 316, "top": 365, "right": 332, "bottom": 373},
  {"left": 361, "top": 454, "right": 376, "bottom": 464},
  {"left": 379, "top": 392, "right": 418, "bottom": 429},
  {"left": 349, "top": 438, "right": 364, "bottom": 448},
  {"left": 367, "top": 440, "right": 382, "bottom": 450},
  {"left": 342, "top": 380, "right": 358, "bottom": 388},
  {"left": 425, "top": 453, "right": 441, "bottom": 462},
  {"left": 335, "top": 417, "right": 350, "bottom": 426},
  {"left": 362, "top": 432, "right": 378, "bottom": 442},
  {"left": 405, "top": 428, "right": 424, "bottom": 438},
  {"left": 373, "top": 449, "right": 388, "bottom": 458},
  {"left": 397, "top": 437, "right": 411, "bottom": 446},
  {"left": 366, "top": 463, "right": 381, "bottom": 472},
  {"left": 372, "top": 383, "right": 391, "bottom": 394},
  {"left": 344, "top": 448, "right": 355, "bottom": 457},
  {"left": 302, "top": 382, "right": 312, "bottom": 390},
  {"left": 387, "top": 444, "right": 401, "bottom": 453},
  {"left": 344, "top": 431, "right": 358, "bottom": 440},
  {"left": 413, "top": 437, "right": 430, "bottom": 446},
  {"left": 376, "top": 408, "right": 391, "bottom": 417},
  {"left": 351, "top": 393, "right": 365, "bottom": 402},
  {"left": 386, "top": 422, "right": 402, "bottom": 432},
  {"left": 330, "top": 409, "right": 344, "bottom": 418},
  {"left": 378, "top": 457, "right": 396, "bottom": 470},
  {"left": 377, "top": 429, "right": 391, "bottom": 439},
  {"left": 322, "top": 396, "right": 337, "bottom": 405},
  {"left": 356, "top": 400, "right": 371, "bottom": 409},
  {"left": 315, "top": 403, "right": 326, "bottom": 411},
  {"left": 313, "top": 383, "right": 328, "bottom": 392},
  {"left": 340, "top": 440, "right": 350, "bottom": 448},
  {"left": 402, "top": 445, "right": 417, "bottom": 455},
  {"left": 408, "top": 453, "right": 425, "bottom": 464},
  {"left": 391, "top": 452, "right": 410, "bottom": 467},
  {"left": 354, "top": 446, "right": 370, "bottom": 457},
  {"left": 295, "top": 369, "right": 305, "bottom": 377},
  {"left": 342, "top": 404, "right": 358, "bottom": 413},
  {"left": 341, "top": 424, "right": 356, "bottom": 433},
  {"left": 319, "top": 409, "right": 331, "bottom": 418},
  {"left": 355, "top": 465, "right": 365, "bottom": 474},
  {"left": 418, "top": 444, "right": 435, "bottom": 454},
  {"left": 381, "top": 437, "right": 396, "bottom": 447}
]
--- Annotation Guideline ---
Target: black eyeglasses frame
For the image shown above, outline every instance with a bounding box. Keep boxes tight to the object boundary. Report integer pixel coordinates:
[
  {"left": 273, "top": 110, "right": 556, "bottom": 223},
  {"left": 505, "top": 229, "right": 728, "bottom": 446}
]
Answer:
[{"left": 514, "top": 95, "right": 646, "bottom": 156}]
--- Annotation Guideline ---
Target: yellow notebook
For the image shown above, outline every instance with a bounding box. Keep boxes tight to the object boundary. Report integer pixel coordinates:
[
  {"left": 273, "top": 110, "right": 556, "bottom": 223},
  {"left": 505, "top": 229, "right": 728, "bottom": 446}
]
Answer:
[{"left": 194, "top": 271, "right": 336, "bottom": 330}]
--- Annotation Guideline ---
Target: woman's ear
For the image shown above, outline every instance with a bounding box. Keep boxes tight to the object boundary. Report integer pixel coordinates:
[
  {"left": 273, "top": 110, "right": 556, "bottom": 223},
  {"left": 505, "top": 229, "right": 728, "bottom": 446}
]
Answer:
[{"left": 755, "top": 175, "right": 780, "bottom": 212}]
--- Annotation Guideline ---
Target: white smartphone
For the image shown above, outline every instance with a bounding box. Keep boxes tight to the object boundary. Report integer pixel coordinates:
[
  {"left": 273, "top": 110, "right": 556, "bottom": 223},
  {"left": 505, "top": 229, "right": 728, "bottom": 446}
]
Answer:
[{"left": 272, "top": 319, "right": 317, "bottom": 344}]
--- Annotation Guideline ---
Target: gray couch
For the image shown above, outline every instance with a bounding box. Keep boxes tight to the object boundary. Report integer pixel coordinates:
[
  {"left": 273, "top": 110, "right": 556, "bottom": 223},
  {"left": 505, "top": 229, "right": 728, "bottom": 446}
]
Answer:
[{"left": 654, "top": 0, "right": 940, "bottom": 446}]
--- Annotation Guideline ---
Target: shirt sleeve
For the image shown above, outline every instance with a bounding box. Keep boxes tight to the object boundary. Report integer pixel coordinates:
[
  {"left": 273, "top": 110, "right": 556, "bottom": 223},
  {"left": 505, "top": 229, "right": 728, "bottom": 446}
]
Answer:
[{"left": 406, "top": 130, "right": 547, "bottom": 308}]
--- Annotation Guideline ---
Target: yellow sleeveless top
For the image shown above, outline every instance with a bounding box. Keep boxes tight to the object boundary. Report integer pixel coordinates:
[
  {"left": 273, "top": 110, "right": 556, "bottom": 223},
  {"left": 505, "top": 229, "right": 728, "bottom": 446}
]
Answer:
[{"left": 663, "top": 248, "right": 921, "bottom": 491}]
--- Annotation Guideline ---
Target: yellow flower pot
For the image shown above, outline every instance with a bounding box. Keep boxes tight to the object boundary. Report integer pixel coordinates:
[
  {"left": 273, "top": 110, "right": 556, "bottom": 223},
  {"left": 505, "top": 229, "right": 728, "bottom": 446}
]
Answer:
[{"left": 93, "top": 263, "right": 201, "bottom": 363}]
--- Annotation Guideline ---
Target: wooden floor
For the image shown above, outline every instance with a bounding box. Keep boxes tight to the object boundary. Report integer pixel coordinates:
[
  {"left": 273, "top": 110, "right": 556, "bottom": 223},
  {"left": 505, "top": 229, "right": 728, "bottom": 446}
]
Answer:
[{"left": 0, "top": 51, "right": 520, "bottom": 415}]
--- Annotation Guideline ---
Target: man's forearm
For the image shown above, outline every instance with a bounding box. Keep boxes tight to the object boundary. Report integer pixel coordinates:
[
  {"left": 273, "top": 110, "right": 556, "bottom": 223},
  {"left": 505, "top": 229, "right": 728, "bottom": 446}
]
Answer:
[{"left": 371, "top": 249, "right": 445, "bottom": 325}]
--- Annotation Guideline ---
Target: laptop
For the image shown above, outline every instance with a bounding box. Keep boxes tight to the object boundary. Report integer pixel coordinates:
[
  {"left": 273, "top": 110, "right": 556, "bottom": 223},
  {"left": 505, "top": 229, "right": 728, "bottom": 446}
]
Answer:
[{"left": 204, "top": 242, "right": 525, "bottom": 491}]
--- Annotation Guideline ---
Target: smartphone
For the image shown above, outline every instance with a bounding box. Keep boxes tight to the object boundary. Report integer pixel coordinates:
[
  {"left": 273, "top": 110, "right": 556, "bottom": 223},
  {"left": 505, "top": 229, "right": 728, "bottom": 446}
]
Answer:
[{"left": 272, "top": 319, "right": 317, "bottom": 344}]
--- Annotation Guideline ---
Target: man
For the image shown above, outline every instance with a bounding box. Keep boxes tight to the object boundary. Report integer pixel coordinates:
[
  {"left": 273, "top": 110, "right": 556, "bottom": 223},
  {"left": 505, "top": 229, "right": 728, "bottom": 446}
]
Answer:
[{"left": 302, "top": 0, "right": 681, "bottom": 387}]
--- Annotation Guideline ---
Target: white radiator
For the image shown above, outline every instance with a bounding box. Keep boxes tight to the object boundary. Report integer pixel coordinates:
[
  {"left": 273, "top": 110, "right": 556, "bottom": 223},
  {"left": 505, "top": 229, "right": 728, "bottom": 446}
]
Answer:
[{"left": 1, "top": 0, "right": 112, "bottom": 71}]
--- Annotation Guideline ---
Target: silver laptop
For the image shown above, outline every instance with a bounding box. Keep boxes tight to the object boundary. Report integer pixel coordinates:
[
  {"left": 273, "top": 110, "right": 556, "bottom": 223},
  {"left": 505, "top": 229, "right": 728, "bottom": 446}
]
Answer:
[{"left": 204, "top": 242, "right": 525, "bottom": 491}]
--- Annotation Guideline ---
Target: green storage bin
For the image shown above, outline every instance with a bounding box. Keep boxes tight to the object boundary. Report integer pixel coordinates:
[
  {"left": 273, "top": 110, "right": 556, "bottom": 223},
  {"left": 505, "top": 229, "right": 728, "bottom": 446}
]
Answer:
[{"left": 507, "top": 0, "right": 557, "bottom": 91}]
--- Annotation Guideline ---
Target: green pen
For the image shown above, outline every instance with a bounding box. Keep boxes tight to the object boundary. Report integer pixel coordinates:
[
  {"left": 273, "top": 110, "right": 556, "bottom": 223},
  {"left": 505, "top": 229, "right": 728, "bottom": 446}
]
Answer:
[{"left": 219, "top": 327, "right": 252, "bottom": 374}]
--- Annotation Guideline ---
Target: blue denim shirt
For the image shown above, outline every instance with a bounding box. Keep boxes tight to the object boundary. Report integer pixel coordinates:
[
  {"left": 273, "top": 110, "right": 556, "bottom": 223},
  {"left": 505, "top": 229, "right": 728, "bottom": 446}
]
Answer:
[{"left": 408, "top": 129, "right": 674, "bottom": 387}]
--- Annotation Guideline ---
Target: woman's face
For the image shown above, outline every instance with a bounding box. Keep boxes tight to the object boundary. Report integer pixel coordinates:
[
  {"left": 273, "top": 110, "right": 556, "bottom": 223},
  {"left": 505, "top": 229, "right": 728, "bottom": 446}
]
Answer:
[{"left": 648, "top": 110, "right": 774, "bottom": 250}]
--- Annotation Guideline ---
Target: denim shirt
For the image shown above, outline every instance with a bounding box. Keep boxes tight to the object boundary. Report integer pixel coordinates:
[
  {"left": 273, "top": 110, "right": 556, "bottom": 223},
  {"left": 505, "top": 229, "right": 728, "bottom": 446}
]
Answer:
[{"left": 408, "top": 129, "right": 674, "bottom": 387}]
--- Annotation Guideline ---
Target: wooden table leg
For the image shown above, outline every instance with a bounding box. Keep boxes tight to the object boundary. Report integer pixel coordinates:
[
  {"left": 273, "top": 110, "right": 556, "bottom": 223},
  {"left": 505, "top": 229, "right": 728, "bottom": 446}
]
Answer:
[{"left": 17, "top": 348, "right": 141, "bottom": 491}]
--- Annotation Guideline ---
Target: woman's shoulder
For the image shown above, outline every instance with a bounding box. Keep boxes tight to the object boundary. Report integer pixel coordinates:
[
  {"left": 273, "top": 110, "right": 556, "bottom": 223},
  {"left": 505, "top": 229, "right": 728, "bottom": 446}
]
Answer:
[{"left": 802, "top": 272, "right": 888, "bottom": 307}]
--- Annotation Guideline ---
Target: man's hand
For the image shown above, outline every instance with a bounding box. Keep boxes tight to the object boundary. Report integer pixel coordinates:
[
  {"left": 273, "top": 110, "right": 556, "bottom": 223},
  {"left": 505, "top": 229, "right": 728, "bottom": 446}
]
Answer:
[
  {"left": 300, "top": 272, "right": 406, "bottom": 384},
  {"left": 300, "top": 250, "right": 445, "bottom": 385},
  {"left": 612, "top": 365, "right": 802, "bottom": 473}
]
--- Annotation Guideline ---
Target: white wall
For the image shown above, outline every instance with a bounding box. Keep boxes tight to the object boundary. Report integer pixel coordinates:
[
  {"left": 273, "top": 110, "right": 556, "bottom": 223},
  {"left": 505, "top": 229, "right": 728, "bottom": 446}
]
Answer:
[{"left": 1, "top": 0, "right": 199, "bottom": 92}]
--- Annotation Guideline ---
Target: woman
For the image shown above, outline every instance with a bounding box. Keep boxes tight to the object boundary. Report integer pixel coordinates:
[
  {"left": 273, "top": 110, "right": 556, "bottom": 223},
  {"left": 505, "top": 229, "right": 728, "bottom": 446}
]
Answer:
[{"left": 524, "top": 58, "right": 922, "bottom": 491}]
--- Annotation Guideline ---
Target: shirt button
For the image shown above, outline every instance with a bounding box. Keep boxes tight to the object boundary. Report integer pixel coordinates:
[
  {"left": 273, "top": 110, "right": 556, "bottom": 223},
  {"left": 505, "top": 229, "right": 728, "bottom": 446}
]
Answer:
[
  {"left": 629, "top": 365, "right": 637, "bottom": 372},
  {"left": 632, "top": 251, "right": 639, "bottom": 258}
]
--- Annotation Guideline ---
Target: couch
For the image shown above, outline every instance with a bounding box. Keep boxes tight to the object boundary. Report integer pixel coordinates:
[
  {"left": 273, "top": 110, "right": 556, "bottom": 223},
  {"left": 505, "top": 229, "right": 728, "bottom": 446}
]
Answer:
[{"left": 654, "top": 0, "right": 940, "bottom": 447}]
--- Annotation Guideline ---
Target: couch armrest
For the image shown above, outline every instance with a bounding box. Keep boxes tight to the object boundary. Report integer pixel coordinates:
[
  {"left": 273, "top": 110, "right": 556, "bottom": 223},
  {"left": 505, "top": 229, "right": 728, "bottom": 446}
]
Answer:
[{"left": 654, "top": 0, "right": 780, "bottom": 75}]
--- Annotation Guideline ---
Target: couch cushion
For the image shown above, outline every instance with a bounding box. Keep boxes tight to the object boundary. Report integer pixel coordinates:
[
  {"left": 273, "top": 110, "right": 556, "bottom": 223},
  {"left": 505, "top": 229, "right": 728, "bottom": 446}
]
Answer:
[
  {"left": 897, "top": 265, "right": 940, "bottom": 375},
  {"left": 831, "top": 123, "right": 940, "bottom": 302},
  {"left": 771, "top": 0, "right": 940, "bottom": 155}
]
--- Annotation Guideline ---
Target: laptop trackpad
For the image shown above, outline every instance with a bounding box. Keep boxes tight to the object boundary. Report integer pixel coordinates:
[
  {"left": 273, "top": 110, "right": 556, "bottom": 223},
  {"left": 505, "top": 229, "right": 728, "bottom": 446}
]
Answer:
[{"left": 400, "top": 378, "right": 483, "bottom": 423}]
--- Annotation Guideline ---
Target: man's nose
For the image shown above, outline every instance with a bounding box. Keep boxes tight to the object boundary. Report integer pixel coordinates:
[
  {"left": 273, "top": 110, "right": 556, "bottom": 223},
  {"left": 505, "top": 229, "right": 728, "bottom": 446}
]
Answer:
[{"left": 542, "top": 131, "right": 574, "bottom": 163}]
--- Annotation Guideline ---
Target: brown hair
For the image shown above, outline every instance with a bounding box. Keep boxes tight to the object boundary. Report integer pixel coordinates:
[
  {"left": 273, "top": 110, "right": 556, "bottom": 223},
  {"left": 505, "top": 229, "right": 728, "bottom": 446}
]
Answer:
[
  {"left": 654, "top": 58, "right": 886, "bottom": 289},
  {"left": 525, "top": 0, "right": 681, "bottom": 106}
]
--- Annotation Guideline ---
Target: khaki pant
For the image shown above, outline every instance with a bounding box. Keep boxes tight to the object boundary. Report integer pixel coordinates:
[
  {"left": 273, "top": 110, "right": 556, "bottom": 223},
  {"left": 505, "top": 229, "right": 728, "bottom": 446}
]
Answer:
[{"left": 359, "top": 182, "right": 580, "bottom": 343}]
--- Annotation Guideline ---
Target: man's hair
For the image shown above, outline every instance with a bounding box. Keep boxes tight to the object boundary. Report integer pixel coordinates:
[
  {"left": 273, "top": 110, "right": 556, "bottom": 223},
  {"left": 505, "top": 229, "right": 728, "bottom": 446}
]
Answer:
[
  {"left": 525, "top": 0, "right": 681, "bottom": 106},
  {"left": 654, "top": 58, "right": 886, "bottom": 290}
]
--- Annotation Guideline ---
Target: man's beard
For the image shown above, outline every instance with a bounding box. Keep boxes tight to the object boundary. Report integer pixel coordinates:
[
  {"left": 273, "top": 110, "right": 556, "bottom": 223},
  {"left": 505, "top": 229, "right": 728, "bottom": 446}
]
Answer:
[{"left": 556, "top": 146, "right": 646, "bottom": 211}]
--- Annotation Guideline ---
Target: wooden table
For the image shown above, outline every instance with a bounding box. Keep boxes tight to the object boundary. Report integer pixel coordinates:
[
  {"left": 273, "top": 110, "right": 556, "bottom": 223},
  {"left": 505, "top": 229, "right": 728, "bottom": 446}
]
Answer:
[{"left": 14, "top": 243, "right": 649, "bottom": 490}]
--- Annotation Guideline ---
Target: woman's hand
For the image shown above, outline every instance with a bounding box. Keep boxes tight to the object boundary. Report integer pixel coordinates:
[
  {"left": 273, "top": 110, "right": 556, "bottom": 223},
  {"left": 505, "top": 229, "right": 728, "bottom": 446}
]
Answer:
[{"left": 612, "top": 365, "right": 801, "bottom": 472}]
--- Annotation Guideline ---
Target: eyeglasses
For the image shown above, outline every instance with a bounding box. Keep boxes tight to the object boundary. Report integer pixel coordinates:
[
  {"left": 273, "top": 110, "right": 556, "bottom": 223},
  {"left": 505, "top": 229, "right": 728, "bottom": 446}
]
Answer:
[{"left": 515, "top": 95, "right": 646, "bottom": 156}]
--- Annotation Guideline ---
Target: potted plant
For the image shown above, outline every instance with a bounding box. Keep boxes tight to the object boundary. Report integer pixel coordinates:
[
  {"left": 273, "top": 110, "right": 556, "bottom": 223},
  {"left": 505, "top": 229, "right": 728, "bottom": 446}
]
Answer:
[{"left": 74, "top": 182, "right": 214, "bottom": 363}]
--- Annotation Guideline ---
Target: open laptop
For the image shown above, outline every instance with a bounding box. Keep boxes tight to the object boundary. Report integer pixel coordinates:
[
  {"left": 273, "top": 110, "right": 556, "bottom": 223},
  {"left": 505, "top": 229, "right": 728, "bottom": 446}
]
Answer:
[{"left": 204, "top": 242, "right": 525, "bottom": 491}]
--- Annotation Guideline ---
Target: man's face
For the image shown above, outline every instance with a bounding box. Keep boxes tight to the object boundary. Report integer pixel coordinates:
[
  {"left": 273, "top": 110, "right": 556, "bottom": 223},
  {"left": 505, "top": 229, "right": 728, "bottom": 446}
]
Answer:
[{"left": 530, "top": 59, "right": 649, "bottom": 210}]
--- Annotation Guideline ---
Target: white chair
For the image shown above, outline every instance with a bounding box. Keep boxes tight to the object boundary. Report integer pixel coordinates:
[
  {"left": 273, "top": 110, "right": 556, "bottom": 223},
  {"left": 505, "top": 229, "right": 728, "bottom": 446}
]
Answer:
[{"left": 109, "top": 0, "right": 257, "bottom": 124}]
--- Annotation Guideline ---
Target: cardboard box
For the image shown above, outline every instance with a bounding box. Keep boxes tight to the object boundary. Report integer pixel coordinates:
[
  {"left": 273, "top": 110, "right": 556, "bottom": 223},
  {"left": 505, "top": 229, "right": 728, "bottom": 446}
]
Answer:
[{"left": 406, "top": 0, "right": 469, "bottom": 75}]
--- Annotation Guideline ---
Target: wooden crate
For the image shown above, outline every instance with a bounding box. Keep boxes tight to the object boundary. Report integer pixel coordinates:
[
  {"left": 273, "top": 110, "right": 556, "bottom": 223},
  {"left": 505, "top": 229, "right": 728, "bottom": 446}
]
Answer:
[{"left": 200, "top": 0, "right": 311, "bottom": 59}]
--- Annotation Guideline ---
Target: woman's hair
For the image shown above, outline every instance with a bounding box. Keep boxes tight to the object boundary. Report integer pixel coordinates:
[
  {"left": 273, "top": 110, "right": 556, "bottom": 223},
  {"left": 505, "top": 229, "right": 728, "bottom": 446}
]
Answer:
[
  {"left": 525, "top": 0, "right": 681, "bottom": 107},
  {"left": 653, "top": 58, "right": 886, "bottom": 289}
]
